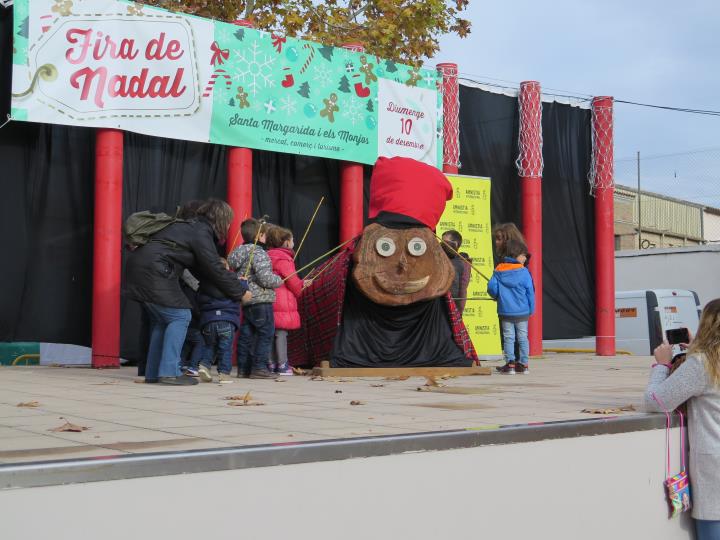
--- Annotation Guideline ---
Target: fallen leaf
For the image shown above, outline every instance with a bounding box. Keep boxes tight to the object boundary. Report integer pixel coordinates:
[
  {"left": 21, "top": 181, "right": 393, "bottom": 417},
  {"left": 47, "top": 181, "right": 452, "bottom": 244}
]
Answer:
[
  {"left": 350, "top": 400, "right": 365, "bottom": 406},
  {"left": 227, "top": 401, "right": 265, "bottom": 407},
  {"left": 424, "top": 376, "right": 445, "bottom": 387},
  {"left": 49, "top": 419, "right": 89, "bottom": 432},
  {"left": 335, "top": 389, "right": 343, "bottom": 394},
  {"left": 310, "top": 375, "right": 325, "bottom": 381},
  {"left": 370, "top": 384, "right": 385, "bottom": 388},
  {"left": 291, "top": 367, "right": 308, "bottom": 376},
  {"left": 133, "top": 378, "right": 145, "bottom": 384},
  {"left": 385, "top": 375, "right": 410, "bottom": 381},
  {"left": 581, "top": 405, "right": 636, "bottom": 415},
  {"left": 225, "top": 391, "right": 252, "bottom": 404},
  {"left": 17, "top": 401, "right": 40, "bottom": 408},
  {"left": 274, "top": 378, "right": 287, "bottom": 383}
]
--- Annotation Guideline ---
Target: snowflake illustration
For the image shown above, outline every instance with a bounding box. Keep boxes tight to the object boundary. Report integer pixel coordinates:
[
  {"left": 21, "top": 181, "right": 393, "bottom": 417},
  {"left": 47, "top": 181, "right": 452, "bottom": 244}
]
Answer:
[
  {"left": 421, "top": 70, "right": 437, "bottom": 88},
  {"left": 341, "top": 98, "right": 363, "bottom": 127},
  {"left": 312, "top": 64, "right": 333, "bottom": 89},
  {"left": 279, "top": 95, "right": 297, "bottom": 115},
  {"left": 232, "top": 40, "right": 276, "bottom": 97},
  {"left": 216, "top": 24, "right": 237, "bottom": 45},
  {"left": 264, "top": 99, "right": 277, "bottom": 114}
]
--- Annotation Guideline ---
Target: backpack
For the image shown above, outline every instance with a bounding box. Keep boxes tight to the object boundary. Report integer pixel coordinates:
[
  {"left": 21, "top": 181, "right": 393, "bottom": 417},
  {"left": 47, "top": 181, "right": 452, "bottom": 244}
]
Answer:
[{"left": 123, "top": 211, "right": 184, "bottom": 249}]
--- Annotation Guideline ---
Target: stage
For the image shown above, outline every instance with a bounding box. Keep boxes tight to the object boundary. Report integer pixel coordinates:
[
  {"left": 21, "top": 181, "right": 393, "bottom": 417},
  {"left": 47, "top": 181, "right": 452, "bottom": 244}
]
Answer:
[{"left": 0, "top": 353, "right": 652, "bottom": 464}]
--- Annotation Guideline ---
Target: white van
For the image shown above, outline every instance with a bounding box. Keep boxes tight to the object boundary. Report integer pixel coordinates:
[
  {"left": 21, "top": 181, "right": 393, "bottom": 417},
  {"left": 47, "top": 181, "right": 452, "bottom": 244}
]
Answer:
[
  {"left": 542, "top": 289, "right": 701, "bottom": 356},
  {"left": 615, "top": 289, "right": 701, "bottom": 355}
]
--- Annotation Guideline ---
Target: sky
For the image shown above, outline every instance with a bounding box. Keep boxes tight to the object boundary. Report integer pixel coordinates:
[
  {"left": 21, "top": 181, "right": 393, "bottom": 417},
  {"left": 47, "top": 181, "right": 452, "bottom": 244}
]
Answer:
[{"left": 432, "top": 0, "right": 720, "bottom": 207}]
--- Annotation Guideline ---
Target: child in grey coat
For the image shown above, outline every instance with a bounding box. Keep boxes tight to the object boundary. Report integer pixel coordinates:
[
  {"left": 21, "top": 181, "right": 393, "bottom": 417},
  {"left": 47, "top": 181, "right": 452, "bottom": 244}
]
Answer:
[{"left": 228, "top": 218, "right": 282, "bottom": 379}]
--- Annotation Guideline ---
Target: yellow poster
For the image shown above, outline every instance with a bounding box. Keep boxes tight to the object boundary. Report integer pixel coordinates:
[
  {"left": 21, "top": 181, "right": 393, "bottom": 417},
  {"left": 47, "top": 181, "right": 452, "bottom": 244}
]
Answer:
[{"left": 438, "top": 175, "right": 503, "bottom": 358}]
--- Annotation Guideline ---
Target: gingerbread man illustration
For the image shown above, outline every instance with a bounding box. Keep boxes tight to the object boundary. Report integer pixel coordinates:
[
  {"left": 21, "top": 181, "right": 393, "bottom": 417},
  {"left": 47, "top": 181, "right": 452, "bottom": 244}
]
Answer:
[
  {"left": 320, "top": 93, "right": 340, "bottom": 123},
  {"left": 359, "top": 55, "right": 377, "bottom": 86},
  {"left": 406, "top": 69, "right": 422, "bottom": 87},
  {"left": 51, "top": 0, "right": 73, "bottom": 16},
  {"left": 236, "top": 87, "right": 250, "bottom": 109}
]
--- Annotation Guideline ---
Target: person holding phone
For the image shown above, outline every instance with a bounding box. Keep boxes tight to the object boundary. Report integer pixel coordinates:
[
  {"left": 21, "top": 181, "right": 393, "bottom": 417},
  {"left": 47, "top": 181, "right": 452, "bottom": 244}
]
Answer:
[{"left": 645, "top": 299, "right": 720, "bottom": 539}]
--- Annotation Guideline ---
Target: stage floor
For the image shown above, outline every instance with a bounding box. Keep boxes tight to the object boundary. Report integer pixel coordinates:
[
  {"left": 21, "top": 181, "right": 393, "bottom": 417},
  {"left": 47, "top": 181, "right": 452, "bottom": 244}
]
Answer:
[{"left": 0, "top": 354, "right": 653, "bottom": 464}]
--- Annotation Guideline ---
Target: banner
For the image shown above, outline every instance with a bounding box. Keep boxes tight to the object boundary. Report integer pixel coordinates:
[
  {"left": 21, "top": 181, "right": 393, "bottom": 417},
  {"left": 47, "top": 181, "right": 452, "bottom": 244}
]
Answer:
[
  {"left": 10, "top": 0, "right": 442, "bottom": 167},
  {"left": 439, "top": 175, "right": 503, "bottom": 358}
]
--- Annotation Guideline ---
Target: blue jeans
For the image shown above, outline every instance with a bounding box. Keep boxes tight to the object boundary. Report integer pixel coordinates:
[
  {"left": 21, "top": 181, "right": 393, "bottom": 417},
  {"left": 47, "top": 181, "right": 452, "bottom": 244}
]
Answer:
[
  {"left": 200, "top": 321, "right": 235, "bottom": 375},
  {"left": 237, "top": 303, "right": 275, "bottom": 375},
  {"left": 696, "top": 519, "right": 720, "bottom": 540},
  {"left": 181, "top": 326, "right": 204, "bottom": 371},
  {"left": 501, "top": 319, "right": 529, "bottom": 366},
  {"left": 144, "top": 303, "right": 191, "bottom": 380}
]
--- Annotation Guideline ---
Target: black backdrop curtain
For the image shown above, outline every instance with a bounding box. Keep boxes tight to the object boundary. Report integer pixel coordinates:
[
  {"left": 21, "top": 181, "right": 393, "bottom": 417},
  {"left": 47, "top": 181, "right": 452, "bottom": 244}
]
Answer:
[
  {"left": 1, "top": 5, "right": 593, "bottom": 356},
  {"left": 459, "top": 84, "right": 595, "bottom": 338}
]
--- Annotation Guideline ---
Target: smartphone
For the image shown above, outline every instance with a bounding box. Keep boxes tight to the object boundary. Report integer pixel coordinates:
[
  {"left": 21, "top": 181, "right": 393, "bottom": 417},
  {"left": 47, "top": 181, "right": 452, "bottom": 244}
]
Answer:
[{"left": 666, "top": 328, "right": 690, "bottom": 345}]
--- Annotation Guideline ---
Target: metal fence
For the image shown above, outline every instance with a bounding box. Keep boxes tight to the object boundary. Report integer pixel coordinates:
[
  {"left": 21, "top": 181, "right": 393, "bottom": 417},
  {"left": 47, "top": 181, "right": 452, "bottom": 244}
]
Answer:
[{"left": 614, "top": 147, "right": 720, "bottom": 246}]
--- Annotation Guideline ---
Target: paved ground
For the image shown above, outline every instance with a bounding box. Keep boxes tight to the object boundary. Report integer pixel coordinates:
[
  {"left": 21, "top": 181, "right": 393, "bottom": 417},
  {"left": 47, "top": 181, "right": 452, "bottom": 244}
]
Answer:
[{"left": 0, "top": 354, "right": 654, "bottom": 464}]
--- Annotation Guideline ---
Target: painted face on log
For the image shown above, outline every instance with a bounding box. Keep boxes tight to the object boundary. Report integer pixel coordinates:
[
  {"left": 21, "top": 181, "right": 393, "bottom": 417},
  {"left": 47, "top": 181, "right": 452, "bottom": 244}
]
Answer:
[{"left": 352, "top": 223, "right": 454, "bottom": 305}]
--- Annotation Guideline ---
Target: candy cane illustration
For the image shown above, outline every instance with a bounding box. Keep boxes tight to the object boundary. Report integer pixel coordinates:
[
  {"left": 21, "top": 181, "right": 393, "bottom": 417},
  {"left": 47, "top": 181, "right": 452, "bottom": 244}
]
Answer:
[
  {"left": 203, "top": 69, "right": 232, "bottom": 98},
  {"left": 203, "top": 42, "right": 232, "bottom": 98},
  {"left": 299, "top": 43, "right": 315, "bottom": 75}
]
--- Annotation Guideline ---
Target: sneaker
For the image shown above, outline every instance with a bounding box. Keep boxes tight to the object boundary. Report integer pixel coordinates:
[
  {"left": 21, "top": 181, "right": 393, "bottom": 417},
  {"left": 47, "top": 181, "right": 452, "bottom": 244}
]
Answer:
[
  {"left": 276, "top": 363, "right": 293, "bottom": 376},
  {"left": 217, "top": 373, "right": 234, "bottom": 384},
  {"left": 495, "top": 363, "right": 516, "bottom": 375},
  {"left": 158, "top": 375, "right": 199, "bottom": 386},
  {"left": 249, "top": 369, "right": 278, "bottom": 380},
  {"left": 516, "top": 364, "right": 529, "bottom": 374},
  {"left": 182, "top": 367, "right": 199, "bottom": 377},
  {"left": 198, "top": 365, "right": 213, "bottom": 383}
]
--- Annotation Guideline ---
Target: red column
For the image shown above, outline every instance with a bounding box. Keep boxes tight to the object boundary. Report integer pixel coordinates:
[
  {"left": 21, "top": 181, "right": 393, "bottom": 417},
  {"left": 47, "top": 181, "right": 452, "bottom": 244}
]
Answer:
[
  {"left": 339, "top": 42, "right": 366, "bottom": 243},
  {"left": 592, "top": 97, "right": 616, "bottom": 356},
  {"left": 517, "top": 81, "right": 543, "bottom": 356},
  {"left": 92, "top": 129, "right": 123, "bottom": 368},
  {"left": 437, "top": 63, "right": 460, "bottom": 174},
  {"left": 227, "top": 18, "right": 256, "bottom": 253},
  {"left": 227, "top": 147, "right": 252, "bottom": 252}
]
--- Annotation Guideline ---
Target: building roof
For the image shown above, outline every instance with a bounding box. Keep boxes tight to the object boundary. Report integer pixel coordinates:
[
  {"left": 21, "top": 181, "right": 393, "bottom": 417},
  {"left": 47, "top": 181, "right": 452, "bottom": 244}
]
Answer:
[{"left": 615, "top": 184, "right": 711, "bottom": 211}]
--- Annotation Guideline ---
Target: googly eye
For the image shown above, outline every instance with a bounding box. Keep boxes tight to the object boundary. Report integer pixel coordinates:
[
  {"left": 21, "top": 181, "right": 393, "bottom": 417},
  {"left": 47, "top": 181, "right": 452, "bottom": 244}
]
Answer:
[
  {"left": 407, "top": 237, "right": 427, "bottom": 256},
  {"left": 375, "top": 237, "right": 396, "bottom": 257}
]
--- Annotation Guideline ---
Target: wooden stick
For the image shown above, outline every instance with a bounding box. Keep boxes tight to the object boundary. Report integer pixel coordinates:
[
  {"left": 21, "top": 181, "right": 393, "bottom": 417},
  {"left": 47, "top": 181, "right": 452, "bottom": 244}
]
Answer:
[
  {"left": 227, "top": 213, "right": 248, "bottom": 255},
  {"left": 302, "top": 251, "right": 343, "bottom": 289},
  {"left": 283, "top": 237, "right": 354, "bottom": 282},
  {"left": 435, "top": 234, "right": 491, "bottom": 282},
  {"left": 294, "top": 196, "right": 324, "bottom": 261}
]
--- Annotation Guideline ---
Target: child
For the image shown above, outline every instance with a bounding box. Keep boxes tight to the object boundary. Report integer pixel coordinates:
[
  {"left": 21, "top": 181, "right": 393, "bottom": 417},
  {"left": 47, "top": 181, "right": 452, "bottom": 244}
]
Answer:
[
  {"left": 487, "top": 238, "right": 535, "bottom": 374},
  {"left": 266, "top": 226, "right": 309, "bottom": 375},
  {"left": 492, "top": 222, "right": 530, "bottom": 266},
  {"left": 196, "top": 258, "right": 249, "bottom": 383},
  {"left": 228, "top": 218, "right": 282, "bottom": 379},
  {"left": 441, "top": 229, "right": 472, "bottom": 315}
]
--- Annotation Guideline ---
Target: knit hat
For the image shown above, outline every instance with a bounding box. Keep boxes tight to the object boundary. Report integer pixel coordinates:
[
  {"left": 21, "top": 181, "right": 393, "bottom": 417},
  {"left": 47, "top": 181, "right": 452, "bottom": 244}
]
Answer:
[{"left": 368, "top": 157, "right": 453, "bottom": 230}]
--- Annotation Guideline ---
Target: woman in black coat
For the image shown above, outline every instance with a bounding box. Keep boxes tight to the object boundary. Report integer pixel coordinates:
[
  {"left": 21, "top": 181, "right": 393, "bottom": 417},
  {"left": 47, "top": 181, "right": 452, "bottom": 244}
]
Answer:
[{"left": 126, "top": 199, "right": 249, "bottom": 385}]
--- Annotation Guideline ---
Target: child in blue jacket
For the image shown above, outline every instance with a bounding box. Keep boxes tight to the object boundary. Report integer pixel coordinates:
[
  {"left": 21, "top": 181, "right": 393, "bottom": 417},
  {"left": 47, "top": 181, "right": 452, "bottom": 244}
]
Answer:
[{"left": 487, "top": 239, "right": 535, "bottom": 374}]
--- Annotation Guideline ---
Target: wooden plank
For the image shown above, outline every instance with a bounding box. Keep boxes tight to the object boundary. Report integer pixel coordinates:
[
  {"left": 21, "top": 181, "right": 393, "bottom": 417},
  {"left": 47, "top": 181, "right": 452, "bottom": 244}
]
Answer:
[{"left": 311, "top": 366, "right": 492, "bottom": 377}]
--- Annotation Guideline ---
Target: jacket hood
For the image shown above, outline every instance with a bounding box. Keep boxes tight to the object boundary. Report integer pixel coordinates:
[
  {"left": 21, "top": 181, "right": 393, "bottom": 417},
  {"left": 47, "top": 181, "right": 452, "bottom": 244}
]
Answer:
[
  {"left": 269, "top": 247, "right": 294, "bottom": 261},
  {"left": 495, "top": 258, "right": 526, "bottom": 287}
]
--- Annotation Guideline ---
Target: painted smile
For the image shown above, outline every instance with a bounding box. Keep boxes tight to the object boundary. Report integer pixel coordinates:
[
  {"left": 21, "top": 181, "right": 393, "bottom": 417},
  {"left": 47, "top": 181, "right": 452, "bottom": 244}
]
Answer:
[{"left": 373, "top": 274, "right": 430, "bottom": 295}]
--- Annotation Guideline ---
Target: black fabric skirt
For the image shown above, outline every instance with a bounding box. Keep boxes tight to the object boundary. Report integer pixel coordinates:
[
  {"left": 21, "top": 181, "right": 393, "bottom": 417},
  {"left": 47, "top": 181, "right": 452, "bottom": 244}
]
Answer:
[{"left": 330, "top": 280, "right": 469, "bottom": 368}]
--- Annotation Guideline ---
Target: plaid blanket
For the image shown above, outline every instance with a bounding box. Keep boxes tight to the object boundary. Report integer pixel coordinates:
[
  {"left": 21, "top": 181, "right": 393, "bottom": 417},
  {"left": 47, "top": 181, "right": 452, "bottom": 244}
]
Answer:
[{"left": 288, "top": 240, "right": 479, "bottom": 367}]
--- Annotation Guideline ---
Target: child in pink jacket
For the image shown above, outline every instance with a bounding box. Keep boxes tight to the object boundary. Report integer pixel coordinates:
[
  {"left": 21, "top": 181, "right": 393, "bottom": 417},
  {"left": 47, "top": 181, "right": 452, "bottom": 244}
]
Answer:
[{"left": 267, "top": 226, "right": 308, "bottom": 375}]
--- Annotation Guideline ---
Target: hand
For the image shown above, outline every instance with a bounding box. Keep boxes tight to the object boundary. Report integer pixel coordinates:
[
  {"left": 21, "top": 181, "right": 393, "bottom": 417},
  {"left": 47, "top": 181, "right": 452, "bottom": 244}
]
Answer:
[
  {"left": 653, "top": 342, "right": 673, "bottom": 365},
  {"left": 517, "top": 254, "right": 527, "bottom": 265},
  {"left": 303, "top": 279, "right": 312, "bottom": 289},
  {"left": 241, "top": 291, "right": 252, "bottom": 303},
  {"left": 238, "top": 275, "right": 248, "bottom": 282},
  {"left": 679, "top": 328, "right": 693, "bottom": 350}
]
